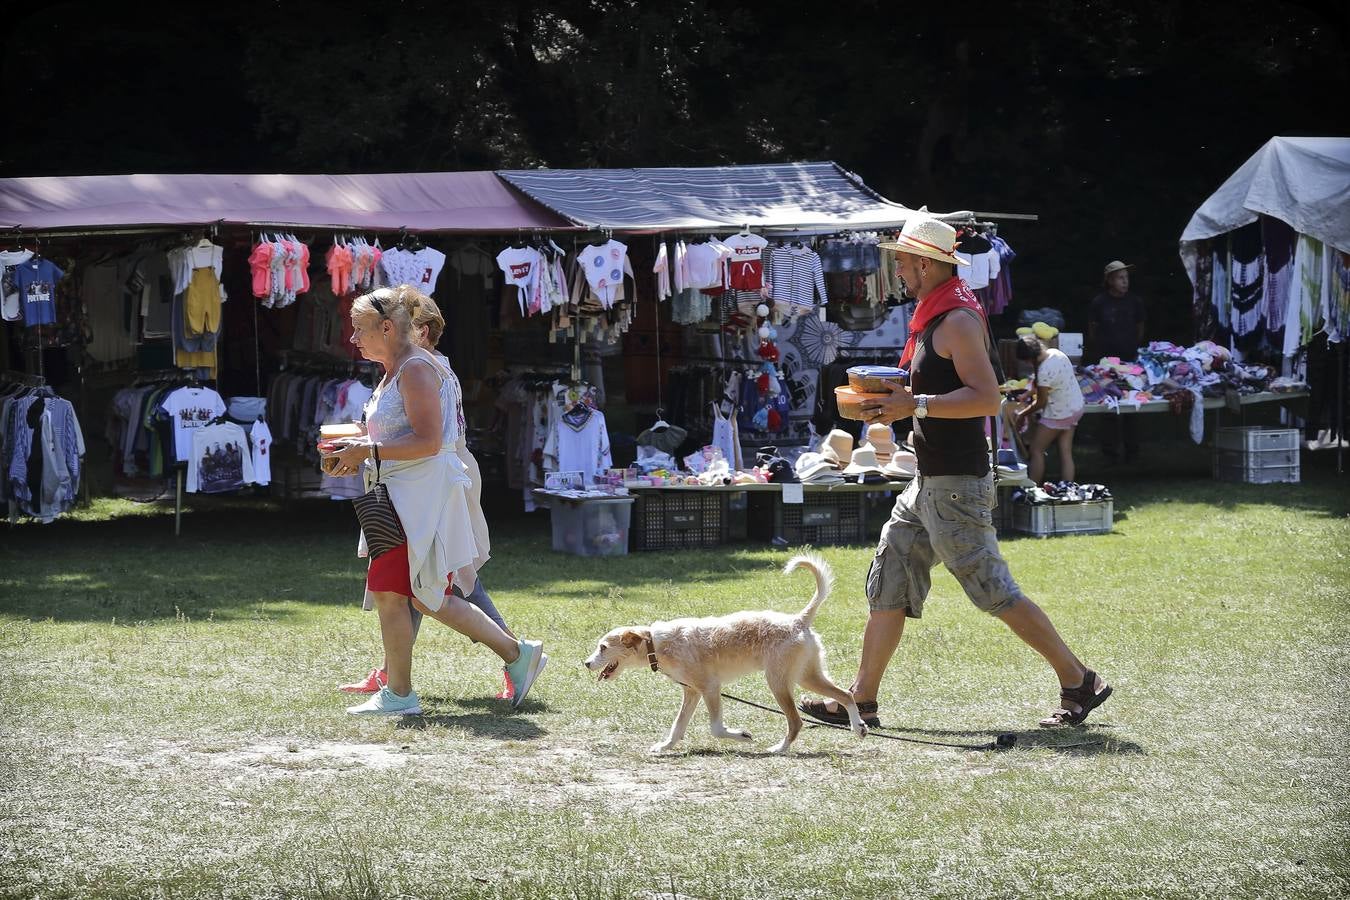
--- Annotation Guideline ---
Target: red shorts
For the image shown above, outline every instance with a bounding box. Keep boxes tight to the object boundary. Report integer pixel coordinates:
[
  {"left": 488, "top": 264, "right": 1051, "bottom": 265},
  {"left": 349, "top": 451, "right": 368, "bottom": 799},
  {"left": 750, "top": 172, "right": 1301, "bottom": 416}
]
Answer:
[{"left": 366, "top": 543, "right": 453, "bottom": 598}]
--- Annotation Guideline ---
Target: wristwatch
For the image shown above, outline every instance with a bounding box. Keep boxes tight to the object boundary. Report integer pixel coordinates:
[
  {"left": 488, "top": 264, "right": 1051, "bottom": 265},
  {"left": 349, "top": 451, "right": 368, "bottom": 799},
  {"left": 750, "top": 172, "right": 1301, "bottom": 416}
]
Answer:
[{"left": 914, "top": 395, "right": 931, "bottom": 419}]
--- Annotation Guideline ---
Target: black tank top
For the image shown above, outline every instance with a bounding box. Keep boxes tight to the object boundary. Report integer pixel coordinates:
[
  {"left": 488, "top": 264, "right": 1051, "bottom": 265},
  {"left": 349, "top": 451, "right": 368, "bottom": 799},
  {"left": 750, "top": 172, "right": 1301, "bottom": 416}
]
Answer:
[{"left": 910, "top": 310, "right": 991, "bottom": 477}]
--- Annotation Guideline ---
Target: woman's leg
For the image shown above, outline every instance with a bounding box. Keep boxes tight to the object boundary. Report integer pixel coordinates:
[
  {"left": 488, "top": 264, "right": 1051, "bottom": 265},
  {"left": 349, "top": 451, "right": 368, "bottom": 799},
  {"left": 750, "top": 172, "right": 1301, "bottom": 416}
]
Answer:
[
  {"left": 454, "top": 580, "right": 514, "bottom": 638},
  {"left": 1057, "top": 426, "right": 1077, "bottom": 483},
  {"left": 1027, "top": 422, "right": 1055, "bottom": 484},
  {"left": 412, "top": 594, "right": 520, "bottom": 662},
  {"left": 371, "top": 590, "right": 415, "bottom": 697},
  {"left": 378, "top": 603, "right": 423, "bottom": 674}
]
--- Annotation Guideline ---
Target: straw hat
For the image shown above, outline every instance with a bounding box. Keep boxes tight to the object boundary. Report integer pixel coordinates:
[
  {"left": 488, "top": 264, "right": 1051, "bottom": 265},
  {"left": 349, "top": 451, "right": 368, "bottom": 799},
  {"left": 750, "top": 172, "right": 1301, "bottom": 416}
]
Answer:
[
  {"left": 821, "top": 429, "right": 854, "bottom": 468},
  {"left": 843, "top": 446, "right": 886, "bottom": 477},
  {"left": 879, "top": 213, "right": 969, "bottom": 267},
  {"left": 795, "top": 452, "right": 837, "bottom": 483},
  {"left": 864, "top": 423, "right": 898, "bottom": 463},
  {"left": 882, "top": 450, "right": 917, "bottom": 479}
]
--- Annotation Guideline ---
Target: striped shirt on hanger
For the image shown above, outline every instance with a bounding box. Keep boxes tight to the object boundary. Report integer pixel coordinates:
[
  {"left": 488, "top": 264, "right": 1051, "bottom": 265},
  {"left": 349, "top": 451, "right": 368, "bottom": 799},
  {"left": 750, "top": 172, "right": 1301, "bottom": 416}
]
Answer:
[{"left": 764, "top": 246, "right": 829, "bottom": 312}]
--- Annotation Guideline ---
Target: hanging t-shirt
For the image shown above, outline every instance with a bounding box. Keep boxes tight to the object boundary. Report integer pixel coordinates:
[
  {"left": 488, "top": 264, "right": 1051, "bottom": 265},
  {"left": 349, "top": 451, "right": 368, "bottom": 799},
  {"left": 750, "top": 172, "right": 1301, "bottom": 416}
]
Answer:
[
  {"left": 11, "top": 258, "right": 65, "bottom": 327},
  {"left": 579, "top": 240, "right": 630, "bottom": 306},
  {"left": 0, "top": 249, "right": 34, "bottom": 322},
  {"left": 721, "top": 233, "right": 769, "bottom": 291},
  {"left": 186, "top": 422, "right": 256, "bottom": 493},
  {"left": 496, "top": 247, "right": 541, "bottom": 314},
  {"left": 250, "top": 419, "right": 273, "bottom": 486},
  {"left": 380, "top": 247, "right": 447, "bottom": 297},
  {"left": 1034, "top": 349, "right": 1085, "bottom": 420},
  {"left": 653, "top": 243, "right": 672, "bottom": 301},
  {"left": 684, "top": 241, "right": 731, "bottom": 291},
  {"left": 159, "top": 386, "right": 226, "bottom": 462}
]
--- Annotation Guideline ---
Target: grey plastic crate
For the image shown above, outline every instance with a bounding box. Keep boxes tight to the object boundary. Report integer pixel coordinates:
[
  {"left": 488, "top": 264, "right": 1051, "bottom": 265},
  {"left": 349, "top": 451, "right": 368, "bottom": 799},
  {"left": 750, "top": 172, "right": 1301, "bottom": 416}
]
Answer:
[
  {"left": 1012, "top": 500, "right": 1113, "bottom": 537},
  {"left": 1213, "top": 427, "right": 1301, "bottom": 484}
]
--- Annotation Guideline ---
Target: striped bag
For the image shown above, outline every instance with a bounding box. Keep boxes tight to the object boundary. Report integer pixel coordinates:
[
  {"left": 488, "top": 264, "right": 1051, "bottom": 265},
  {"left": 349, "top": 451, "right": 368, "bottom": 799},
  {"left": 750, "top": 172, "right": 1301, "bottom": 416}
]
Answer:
[{"left": 352, "top": 458, "right": 405, "bottom": 560}]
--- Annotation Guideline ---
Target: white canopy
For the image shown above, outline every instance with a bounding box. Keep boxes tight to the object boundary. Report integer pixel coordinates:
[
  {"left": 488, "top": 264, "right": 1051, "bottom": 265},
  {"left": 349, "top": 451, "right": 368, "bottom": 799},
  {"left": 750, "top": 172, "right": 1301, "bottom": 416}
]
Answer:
[{"left": 1180, "top": 137, "right": 1350, "bottom": 270}]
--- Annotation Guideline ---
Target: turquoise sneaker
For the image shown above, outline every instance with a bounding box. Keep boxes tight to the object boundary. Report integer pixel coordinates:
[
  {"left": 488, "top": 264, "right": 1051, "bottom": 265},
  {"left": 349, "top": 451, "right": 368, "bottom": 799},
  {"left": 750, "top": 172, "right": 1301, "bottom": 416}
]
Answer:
[
  {"left": 346, "top": 686, "right": 422, "bottom": 716},
  {"left": 505, "top": 640, "right": 546, "bottom": 709}
]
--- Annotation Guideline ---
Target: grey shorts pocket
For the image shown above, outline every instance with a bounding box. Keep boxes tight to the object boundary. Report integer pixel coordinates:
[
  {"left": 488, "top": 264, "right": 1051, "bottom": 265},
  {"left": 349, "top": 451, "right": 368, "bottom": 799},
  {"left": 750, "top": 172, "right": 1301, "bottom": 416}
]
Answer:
[{"left": 865, "top": 545, "right": 886, "bottom": 604}]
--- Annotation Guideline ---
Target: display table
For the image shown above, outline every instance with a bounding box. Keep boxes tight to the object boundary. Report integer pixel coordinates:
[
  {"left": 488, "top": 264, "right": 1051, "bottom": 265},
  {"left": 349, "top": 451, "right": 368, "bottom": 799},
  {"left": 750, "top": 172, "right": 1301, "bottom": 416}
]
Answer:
[
  {"left": 627, "top": 480, "right": 911, "bottom": 550},
  {"left": 1080, "top": 389, "right": 1308, "bottom": 416}
]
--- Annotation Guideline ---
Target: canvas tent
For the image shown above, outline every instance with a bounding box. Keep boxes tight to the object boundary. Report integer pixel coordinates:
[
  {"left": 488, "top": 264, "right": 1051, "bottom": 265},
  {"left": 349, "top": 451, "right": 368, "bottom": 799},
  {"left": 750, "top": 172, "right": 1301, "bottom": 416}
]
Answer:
[
  {"left": 0, "top": 171, "right": 571, "bottom": 233},
  {"left": 497, "top": 162, "right": 956, "bottom": 232},
  {"left": 1179, "top": 136, "right": 1350, "bottom": 280}
]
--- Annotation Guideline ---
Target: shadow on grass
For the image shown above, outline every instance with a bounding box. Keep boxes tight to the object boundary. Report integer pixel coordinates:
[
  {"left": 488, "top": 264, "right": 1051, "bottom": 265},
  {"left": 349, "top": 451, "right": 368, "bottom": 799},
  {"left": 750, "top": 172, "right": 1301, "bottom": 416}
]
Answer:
[
  {"left": 646, "top": 747, "right": 841, "bottom": 760},
  {"left": 861, "top": 723, "right": 1144, "bottom": 756},
  {"left": 396, "top": 707, "right": 549, "bottom": 740}
]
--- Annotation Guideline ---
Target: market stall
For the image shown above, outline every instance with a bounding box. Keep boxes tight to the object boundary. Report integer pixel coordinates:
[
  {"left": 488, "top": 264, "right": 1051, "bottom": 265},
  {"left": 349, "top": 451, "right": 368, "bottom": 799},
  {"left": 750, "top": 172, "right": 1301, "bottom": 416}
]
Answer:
[{"left": 1178, "top": 136, "right": 1350, "bottom": 471}]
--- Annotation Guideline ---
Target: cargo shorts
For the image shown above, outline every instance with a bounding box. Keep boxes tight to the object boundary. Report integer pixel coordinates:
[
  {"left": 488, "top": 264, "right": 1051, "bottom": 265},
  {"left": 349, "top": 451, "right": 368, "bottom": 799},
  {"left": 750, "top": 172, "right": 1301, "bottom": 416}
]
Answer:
[{"left": 866, "top": 472, "right": 1023, "bottom": 618}]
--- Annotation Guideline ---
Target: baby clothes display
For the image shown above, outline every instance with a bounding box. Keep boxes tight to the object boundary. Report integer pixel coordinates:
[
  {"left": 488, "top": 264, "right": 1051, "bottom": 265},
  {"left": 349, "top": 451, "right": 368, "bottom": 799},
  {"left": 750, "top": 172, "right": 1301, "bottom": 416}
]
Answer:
[
  {"left": 249, "top": 234, "right": 311, "bottom": 308},
  {"left": 381, "top": 245, "right": 446, "bottom": 297}
]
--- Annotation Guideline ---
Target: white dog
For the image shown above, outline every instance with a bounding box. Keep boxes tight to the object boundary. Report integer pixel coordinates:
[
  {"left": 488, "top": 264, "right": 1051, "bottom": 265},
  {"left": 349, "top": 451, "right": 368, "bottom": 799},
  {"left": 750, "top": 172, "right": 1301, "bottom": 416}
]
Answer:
[{"left": 584, "top": 553, "right": 868, "bottom": 754}]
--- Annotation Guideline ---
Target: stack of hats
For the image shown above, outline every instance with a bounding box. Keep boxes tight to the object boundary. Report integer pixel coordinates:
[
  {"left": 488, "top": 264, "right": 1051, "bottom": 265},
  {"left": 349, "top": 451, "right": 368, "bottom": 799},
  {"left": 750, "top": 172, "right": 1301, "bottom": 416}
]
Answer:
[
  {"left": 795, "top": 452, "right": 845, "bottom": 485},
  {"left": 858, "top": 423, "right": 916, "bottom": 480},
  {"left": 819, "top": 429, "right": 854, "bottom": 470},
  {"left": 842, "top": 447, "right": 888, "bottom": 484}
]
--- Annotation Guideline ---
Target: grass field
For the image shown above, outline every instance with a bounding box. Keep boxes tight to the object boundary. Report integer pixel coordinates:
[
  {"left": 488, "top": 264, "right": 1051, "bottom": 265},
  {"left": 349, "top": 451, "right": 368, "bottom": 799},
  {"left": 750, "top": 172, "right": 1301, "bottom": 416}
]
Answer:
[{"left": 2, "top": 462, "right": 1348, "bottom": 899}]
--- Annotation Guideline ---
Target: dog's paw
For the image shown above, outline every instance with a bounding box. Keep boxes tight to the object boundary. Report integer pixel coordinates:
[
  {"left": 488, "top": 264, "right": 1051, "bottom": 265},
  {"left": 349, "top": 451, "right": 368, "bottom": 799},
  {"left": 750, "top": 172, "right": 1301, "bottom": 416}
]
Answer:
[
  {"left": 854, "top": 723, "right": 869, "bottom": 739},
  {"left": 767, "top": 740, "right": 792, "bottom": 755},
  {"left": 724, "top": 728, "right": 753, "bottom": 742},
  {"left": 649, "top": 741, "right": 674, "bottom": 754}
]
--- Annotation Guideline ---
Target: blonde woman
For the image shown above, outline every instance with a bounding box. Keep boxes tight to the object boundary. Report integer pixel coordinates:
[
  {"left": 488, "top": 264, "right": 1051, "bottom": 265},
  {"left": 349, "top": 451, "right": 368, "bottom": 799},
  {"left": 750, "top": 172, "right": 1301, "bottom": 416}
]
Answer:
[
  {"left": 323, "top": 288, "right": 545, "bottom": 715},
  {"left": 339, "top": 288, "right": 519, "bottom": 699}
]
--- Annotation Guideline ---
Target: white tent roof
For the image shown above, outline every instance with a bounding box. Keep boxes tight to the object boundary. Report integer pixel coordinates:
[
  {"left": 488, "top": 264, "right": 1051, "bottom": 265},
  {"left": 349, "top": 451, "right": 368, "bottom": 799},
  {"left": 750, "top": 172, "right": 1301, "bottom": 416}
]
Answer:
[{"left": 1180, "top": 137, "right": 1350, "bottom": 254}]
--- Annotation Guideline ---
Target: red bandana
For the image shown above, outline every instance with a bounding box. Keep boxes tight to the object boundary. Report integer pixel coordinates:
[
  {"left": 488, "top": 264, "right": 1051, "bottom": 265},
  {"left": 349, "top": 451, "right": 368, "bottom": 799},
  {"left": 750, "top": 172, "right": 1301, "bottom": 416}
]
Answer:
[{"left": 898, "top": 277, "right": 986, "bottom": 369}]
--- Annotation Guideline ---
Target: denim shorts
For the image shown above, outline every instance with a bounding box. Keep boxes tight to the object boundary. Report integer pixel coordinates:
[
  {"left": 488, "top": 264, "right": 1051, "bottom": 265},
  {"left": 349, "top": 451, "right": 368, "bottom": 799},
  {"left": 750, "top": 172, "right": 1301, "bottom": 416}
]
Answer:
[{"left": 866, "top": 473, "right": 1023, "bottom": 618}]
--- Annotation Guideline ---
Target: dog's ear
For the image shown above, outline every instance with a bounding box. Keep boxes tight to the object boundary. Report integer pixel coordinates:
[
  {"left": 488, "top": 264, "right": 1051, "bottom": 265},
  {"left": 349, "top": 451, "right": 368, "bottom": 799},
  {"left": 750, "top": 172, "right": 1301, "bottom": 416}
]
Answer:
[{"left": 619, "top": 628, "right": 647, "bottom": 649}]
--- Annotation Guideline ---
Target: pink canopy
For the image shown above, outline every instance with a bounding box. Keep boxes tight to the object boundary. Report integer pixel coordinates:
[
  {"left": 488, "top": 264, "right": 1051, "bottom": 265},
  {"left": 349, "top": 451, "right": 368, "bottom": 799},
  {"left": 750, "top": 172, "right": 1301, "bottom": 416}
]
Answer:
[{"left": 0, "top": 171, "right": 572, "bottom": 233}]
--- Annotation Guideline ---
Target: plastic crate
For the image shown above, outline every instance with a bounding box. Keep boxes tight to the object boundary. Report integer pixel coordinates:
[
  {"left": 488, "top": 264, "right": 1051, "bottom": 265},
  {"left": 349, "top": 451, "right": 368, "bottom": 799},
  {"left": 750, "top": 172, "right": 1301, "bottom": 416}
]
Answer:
[
  {"left": 1212, "top": 427, "right": 1300, "bottom": 484},
  {"left": 749, "top": 491, "right": 868, "bottom": 545},
  {"left": 549, "top": 497, "right": 634, "bottom": 556},
  {"left": 632, "top": 491, "right": 729, "bottom": 551},
  {"left": 1012, "top": 500, "right": 1113, "bottom": 537}
]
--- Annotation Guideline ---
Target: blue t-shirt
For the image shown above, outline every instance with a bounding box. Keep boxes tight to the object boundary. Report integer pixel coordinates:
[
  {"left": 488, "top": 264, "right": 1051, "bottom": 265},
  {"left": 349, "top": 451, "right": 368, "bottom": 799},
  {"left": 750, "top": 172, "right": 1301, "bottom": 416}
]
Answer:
[{"left": 11, "top": 259, "right": 64, "bottom": 327}]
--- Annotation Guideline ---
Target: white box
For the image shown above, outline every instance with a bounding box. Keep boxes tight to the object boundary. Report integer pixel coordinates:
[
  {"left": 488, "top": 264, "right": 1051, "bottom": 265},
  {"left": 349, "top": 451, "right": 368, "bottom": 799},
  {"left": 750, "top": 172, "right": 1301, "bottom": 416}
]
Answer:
[
  {"left": 1212, "top": 427, "right": 1301, "bottom": 484},
  {"left": 1012, "top": 500, "right": 1113, "bottom": 537}
]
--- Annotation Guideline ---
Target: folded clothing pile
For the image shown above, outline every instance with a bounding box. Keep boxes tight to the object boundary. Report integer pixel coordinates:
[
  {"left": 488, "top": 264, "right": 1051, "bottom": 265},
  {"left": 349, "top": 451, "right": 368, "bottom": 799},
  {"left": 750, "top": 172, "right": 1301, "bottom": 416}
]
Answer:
[{"left": 1012, "top": 481, "right": 1112, "bottom": 505}]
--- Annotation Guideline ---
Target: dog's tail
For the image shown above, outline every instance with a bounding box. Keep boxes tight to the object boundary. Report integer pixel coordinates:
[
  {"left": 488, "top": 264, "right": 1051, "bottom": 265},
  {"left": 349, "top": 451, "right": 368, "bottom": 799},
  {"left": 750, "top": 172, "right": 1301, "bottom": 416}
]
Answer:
[{"left": 785, "top": 552, "right": 834, "bottom": 624}]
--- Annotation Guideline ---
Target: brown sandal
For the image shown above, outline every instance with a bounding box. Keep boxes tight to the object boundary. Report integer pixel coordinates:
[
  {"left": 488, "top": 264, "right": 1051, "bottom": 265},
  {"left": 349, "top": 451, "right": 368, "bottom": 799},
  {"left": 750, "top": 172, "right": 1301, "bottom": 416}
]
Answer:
[
  {"left": 1039, "top": 669, "right": 1112, "bottom": 727},
  {"left": 799, "top": 697, "right": 881, "bottom": 728}
]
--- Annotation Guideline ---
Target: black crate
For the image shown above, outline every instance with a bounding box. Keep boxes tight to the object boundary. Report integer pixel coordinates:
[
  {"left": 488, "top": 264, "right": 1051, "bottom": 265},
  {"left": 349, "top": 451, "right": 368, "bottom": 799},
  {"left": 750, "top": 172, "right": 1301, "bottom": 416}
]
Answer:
[
  {"left": 748, "top": 491, "right": 868, "bottom": 545},
  {"left": 632, "top": 491, "right": 729, "bottom": 551}
]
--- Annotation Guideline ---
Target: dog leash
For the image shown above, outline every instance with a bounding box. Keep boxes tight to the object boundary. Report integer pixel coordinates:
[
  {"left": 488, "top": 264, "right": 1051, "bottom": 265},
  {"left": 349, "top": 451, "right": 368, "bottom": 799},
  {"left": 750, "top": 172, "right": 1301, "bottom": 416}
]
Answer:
[{"left": 719, "top": 691, "right": 1014, "bottom": 751}]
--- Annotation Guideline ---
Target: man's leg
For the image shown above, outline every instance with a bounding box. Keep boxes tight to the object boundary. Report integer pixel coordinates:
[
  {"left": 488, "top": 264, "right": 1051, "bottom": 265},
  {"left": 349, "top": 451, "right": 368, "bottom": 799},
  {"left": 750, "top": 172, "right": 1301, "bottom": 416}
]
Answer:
[
  {"left": 849, "top": 609, "right": 907, "bottom": 704},
  {"left": 995, "top": 597, "right": 1084, "bottom": 688}
]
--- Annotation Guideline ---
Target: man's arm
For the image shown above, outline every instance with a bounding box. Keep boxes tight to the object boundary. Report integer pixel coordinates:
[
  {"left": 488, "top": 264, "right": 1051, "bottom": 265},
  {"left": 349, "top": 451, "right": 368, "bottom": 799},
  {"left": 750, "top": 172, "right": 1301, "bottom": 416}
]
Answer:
[{"left": 928, "top": 309, "right": 1002, "bottom": 418}]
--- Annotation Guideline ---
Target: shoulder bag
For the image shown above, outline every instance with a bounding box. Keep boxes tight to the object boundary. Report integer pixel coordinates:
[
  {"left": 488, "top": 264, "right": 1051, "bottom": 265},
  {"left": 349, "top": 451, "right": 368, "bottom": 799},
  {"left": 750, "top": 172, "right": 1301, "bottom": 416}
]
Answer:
[{"left": 352, "top": 451, "right": 405, "bottom": 559}]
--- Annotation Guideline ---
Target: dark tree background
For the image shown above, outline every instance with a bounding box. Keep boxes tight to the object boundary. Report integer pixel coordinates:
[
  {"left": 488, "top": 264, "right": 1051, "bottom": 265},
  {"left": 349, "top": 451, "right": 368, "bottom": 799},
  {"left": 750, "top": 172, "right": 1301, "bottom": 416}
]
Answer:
[{"left": 4, "top": 0, "right": 1347, "bottom": 339}]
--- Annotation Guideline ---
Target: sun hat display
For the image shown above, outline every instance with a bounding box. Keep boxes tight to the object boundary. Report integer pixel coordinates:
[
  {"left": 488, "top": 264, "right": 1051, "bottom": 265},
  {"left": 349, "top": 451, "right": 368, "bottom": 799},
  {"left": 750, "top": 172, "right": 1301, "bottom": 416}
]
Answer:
[
  {"left": 864, "top": 423, "right": 898, "bottom": 463},
  {"left": 821, "top": 429, "right": 855, "bottom": 467},
  {"left": 878, "top": 214, "right": 970, "bottom": 267},
  {"left": 842, "top": 446, "right": 886, "bottom": 477},
  {"left": 795, "top": 452, "right": 845, "bottom": 484},
  {"left": 882, "top": 449, "right": 918, "bottom": 478}
]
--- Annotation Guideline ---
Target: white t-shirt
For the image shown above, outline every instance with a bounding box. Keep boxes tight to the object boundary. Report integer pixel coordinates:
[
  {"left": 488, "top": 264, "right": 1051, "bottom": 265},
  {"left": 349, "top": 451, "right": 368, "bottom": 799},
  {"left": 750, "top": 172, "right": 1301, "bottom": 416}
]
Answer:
[
  {"left": 0, "top": 249, "right": 34, "bottom": 322},
  {"left": 721, "top": 232, "right": 768, "bottom": 290},
  {"left": 957, "top": 250, "right": 991, "bottom": 290},
  {"left": 250, "top": 420, "right": 273, "bottom": 486},
  {"left": 1035, "top": 349, "right": 1085, "bottom": 420},
  {"left": 579, "top": 240, "right": 630, "bottom": 306},
  {"left": 496, "top": 247, "right": 541, "bottom": 314},
  {"left": 186, "top": 422, "right": 255, "bottom": 493},
  {"left": 554, "top": 410, "right": 613, "bottom": 485},
  {"left": 159, "top": 386, "right": 226, "bottom": 462},
  {"left": 684, "top": 240, "right": 732, "bottom": 290},
  {"left": 653, "top": 243, "right": 672, "bottom": 301},
  {"left": 382, "top": 247, "right": 447, "bottom": 297}
]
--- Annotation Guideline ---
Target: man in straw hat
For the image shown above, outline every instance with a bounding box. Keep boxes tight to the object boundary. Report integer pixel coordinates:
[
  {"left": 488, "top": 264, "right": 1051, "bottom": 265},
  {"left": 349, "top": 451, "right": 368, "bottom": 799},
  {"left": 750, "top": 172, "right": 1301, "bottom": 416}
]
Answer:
[{"left": 799, "top": 214, "right": 1112, "bottom": 730}]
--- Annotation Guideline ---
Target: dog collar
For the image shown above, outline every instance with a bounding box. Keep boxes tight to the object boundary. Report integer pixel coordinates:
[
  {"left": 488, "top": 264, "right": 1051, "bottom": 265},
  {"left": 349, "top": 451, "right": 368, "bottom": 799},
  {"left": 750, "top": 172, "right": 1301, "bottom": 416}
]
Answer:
[{"left": 644, "top": 636, "right": 659, "bottom": 672}]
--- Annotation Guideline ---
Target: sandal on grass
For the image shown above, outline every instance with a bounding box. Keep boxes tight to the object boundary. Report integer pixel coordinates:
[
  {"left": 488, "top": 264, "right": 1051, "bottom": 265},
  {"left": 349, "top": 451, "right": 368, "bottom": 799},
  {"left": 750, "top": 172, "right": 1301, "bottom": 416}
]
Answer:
[
  {"left": 1039, "top": 669, "right": 1112, "bottom": 727},
  {"left": 798, "top": 697, "right": 881, "bottom": 728}
]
